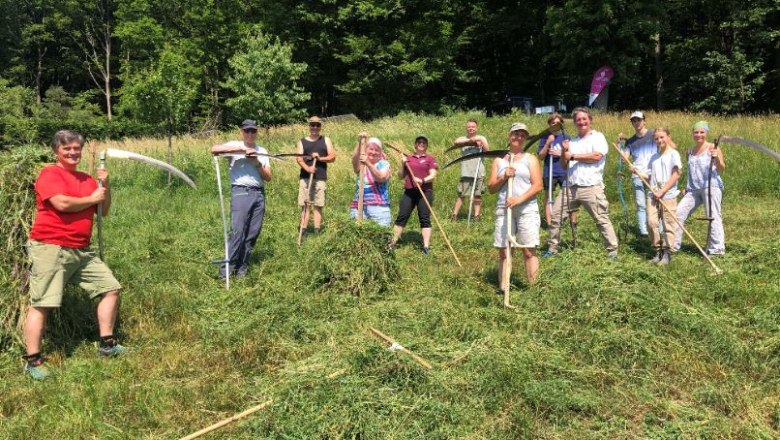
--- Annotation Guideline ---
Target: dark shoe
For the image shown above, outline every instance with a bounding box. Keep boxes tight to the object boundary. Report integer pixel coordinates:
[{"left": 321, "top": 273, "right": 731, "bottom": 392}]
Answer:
[
  {"left": 650, "top": 251, "right": 663, "bottom": 264},
  {"left": 98, "top": 337, "right": 127, "bottom": 357},
  {"left": 658, "top": 250, "right": 671, "bottom": 266},
  {"left": 422, "top": 247, "right": 431, "bottom": 255},
  {"left": 451, "top": 214, "right": 458, "bottom": 221}
]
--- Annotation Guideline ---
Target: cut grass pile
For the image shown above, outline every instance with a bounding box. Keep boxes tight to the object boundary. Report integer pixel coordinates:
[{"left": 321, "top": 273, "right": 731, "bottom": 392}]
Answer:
[{"left": 0, "top": 111, "right": 778, "bottom": 439}]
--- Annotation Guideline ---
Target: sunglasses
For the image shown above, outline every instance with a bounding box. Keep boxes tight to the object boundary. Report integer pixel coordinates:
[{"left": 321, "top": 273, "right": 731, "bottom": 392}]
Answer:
[
  {"left": 309, "top": 123, "right": 321, "bottom": 128},
  {"left": 243, "top": 128, "right": 257, "bottom": 133}
]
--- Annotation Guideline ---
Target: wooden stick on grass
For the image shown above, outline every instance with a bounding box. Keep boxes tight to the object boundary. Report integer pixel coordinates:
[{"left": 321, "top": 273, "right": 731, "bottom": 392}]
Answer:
[
  {"left": 370, "top": 327, "right": 433, "bottom": 369},
  {"left": 611, "top": 143, "right": 722, "bottom": 275},
  {"left": 179, "top": 399, "right": 273, "bottom": 440},
  {"left": 357, "top": 135, "right": 367, "bottom": 223}
]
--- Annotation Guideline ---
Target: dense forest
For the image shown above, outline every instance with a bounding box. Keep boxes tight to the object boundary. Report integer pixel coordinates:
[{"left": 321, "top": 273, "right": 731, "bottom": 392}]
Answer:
[{"left": 0, "top": 0, "right": 777, "bottom": 144}]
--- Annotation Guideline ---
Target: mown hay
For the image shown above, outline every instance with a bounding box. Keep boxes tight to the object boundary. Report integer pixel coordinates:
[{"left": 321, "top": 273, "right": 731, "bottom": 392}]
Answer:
[
  {"left": 303, "top": 219, "right": 398, "bottom": 297},
  {"left": 0, "top": 147, "right": 47, "bottom": 350}
]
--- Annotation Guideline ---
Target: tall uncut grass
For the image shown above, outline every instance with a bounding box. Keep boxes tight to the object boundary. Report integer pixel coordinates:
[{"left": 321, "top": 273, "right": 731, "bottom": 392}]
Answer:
[{"left": 0, "top": 111, "right": 778, "bottom": 439}]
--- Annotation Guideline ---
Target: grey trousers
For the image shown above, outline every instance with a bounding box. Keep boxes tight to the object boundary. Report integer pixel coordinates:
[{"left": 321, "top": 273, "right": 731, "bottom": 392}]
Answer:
[
  {"left": 674, "top": 187, "right": 724, "bottom": 254},
  {"left": 222, "top": 186, "right": 266, "bottom": 276}
]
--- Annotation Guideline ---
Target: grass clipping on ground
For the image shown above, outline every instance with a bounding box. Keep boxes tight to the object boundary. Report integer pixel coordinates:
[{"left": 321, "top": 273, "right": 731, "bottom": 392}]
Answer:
[{"left": 303, "top": 218, "right": 398, "bottom": 297}]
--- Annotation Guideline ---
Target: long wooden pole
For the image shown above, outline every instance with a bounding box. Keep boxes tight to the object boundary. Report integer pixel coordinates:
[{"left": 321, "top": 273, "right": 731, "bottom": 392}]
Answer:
[
  {"left": 370, "top": 327, "right": 433, "bottom": 369},
  {"left": 357, "top": 136, "right": 367, "bottom": 222},
  {"left": 402, "top": 160, "right": 462, "bottom": 267},
  {"left": 611, "top": 143, "right": 722, "bottom": 275},
  {"left": 297, "top": 158, "right": 318, "bottom": 246},
  {"left": 178, "top": 400, "right": 273, "bottom": 440}
]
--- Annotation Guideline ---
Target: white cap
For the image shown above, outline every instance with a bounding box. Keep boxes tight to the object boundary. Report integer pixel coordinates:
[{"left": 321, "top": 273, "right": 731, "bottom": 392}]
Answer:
[
  {"left": 629, "top": 111, "right": 645, "bottom": 120},
  {"left": 509, "top": 122, "right": 529, "bottom": 134}
]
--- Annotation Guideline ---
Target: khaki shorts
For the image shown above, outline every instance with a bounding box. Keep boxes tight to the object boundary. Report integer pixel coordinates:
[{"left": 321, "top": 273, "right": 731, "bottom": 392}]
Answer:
[
  {"left": 27, "top": 239, "right": 121, "bottom": 308},
  {"left": 457, "top": 177, "right": 486, "bottom": 197},
  {"left": 493, "top": 208, "right": 541, "bottom": 248},
  {"left": 298, "top": 179, "right": 327, "bottom": 207}
]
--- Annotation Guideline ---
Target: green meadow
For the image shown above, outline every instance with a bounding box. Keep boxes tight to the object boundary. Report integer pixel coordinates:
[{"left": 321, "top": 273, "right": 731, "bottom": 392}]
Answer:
[{"left": 1, "top": 111, "right": 779, "bottom": 439}]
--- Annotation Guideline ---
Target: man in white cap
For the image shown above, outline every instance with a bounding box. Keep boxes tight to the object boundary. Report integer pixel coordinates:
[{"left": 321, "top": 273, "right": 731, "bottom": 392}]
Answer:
[
  {"left": 296, "top": 116, "right": 336, "bottom": 234},
  {"left": 616, "top": 111, "right": 656, "bottom": 236},
  {"left": 211, "top": 119, "right": 273, "bottom": 277},
  {"left": 555, "top": 107, "right": 619, "bottom": 259}
]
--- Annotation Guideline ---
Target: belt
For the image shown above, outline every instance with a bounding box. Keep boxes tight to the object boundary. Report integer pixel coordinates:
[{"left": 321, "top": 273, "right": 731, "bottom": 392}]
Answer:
[{"left": 232, "top": 185, "right": 264, "bottom": 192}]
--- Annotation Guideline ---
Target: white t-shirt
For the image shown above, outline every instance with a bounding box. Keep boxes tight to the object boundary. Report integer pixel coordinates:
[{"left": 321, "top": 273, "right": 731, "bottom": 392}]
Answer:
[
  {"left": 624, "top": 130, "right": 657, "bottom": 185},
  {"left": 649, "top": 149, "right": 682, "bottom": 200},
  {"left": 567, "top": 130, "right": 608, "bottom": 187},
  {"left": 223, "top": 141, "right": 270, "bottom": 188}
]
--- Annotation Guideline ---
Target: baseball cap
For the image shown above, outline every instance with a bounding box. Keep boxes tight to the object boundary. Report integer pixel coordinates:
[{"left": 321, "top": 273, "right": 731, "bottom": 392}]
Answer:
[
  {"left": 509, "top": 122, "right": 529, "bottom": 134},
  {"left": 629, "top": 111, "right": 645, "bottom": 120},
  {"left": 415, "top": 135, "right": 429, "bottom": 143},
  {"left": 240, "top": 119, "right": 258, "bottom": 130}
]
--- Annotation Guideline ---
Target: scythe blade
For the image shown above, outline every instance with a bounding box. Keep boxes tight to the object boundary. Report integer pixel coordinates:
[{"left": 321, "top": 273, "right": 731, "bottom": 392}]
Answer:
[
  {"left": 717, "top": 136, "right": 780, "bottom": 163},
  {"left": 104, "top": 148, "right": 197, "bottom": 188}
]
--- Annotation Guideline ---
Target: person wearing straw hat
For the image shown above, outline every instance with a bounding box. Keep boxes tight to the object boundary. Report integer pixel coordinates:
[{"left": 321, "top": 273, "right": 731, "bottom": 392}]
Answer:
[
  {"left": 23, "top": 130, "right": 125, "bottom": 380},
  {"left": 389, "top": 135, "right": 439, "bottom": 254},
  {"left": 558, "top": 107, "right": 619, "bottom": 259},
  {"left": 450, "top": 118, "right": 489, "bottom": 222},
  {"left": 673, "top": 121, "right": 726, "bottom": 255},
  {"left": 488, "top": 122, "right": 542, "bottom": 291},
  {"left": 616, "top": 110, "right": 657, "bottom": 237},
  {"left": 296, "top": 116, "right": 336, "bottom": 234},
  {"left": 210, "top": 119, "right": 273, "bottom": 278},
  {"left": 350, "top": 133, "right": 392, "bottom": 226}
]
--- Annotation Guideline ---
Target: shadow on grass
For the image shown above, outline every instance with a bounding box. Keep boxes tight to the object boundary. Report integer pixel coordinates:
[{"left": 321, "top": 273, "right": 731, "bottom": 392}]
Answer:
[{"left": 46, "top": 289, "right": 123, "bottom": 358}]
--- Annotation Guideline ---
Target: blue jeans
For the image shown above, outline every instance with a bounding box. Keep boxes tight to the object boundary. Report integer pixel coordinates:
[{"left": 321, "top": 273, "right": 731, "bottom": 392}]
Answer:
[
  {"left": 350, "top": 205, "right": 392, "bottom": 226},
  {"left": 633, "top": 181, "right": 648, "bottom": 234}
]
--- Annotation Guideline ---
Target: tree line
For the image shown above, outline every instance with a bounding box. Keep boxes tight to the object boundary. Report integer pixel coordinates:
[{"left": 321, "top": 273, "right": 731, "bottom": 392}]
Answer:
[{"left": 0, "top": 0, "right": 777, "bottom": 145}]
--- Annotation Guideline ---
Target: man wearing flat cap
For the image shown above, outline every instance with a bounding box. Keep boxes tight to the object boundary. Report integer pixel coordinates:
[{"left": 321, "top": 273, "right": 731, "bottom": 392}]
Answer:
[
  {"left": 296, "top": 116, "right": 337, "bottom": 234},
  {"left": 211, "top": 119, "right": 273, "bottom": 278}
]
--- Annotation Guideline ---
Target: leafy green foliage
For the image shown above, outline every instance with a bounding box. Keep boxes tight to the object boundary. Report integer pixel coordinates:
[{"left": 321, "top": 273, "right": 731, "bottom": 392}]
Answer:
[{"left": 223, "top": 28, "right": 310, "bottom": 125}]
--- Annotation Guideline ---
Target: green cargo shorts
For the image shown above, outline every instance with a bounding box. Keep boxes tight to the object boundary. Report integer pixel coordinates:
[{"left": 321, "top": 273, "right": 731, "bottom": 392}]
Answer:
[{"left": 27, "top": 239, "right": 122, "bottom": 308}]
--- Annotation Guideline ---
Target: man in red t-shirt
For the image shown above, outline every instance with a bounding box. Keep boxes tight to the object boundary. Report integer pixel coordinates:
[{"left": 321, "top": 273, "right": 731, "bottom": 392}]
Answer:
[
  {"left": 23, "top": 130, "right": 125, "bottom": 380},
  {"left": 389, "top": 135, "right": 439, "bottom": 254}
]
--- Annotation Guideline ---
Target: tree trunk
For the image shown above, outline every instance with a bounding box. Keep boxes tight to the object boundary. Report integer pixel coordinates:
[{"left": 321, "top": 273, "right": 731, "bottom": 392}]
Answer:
[{"left": 654, "top": 33, "right": 664, "bottom": 110}]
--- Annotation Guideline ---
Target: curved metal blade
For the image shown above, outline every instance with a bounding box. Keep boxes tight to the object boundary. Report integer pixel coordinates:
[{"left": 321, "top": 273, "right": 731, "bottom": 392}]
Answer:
[
  {"left": 523, "top": 122, "right": 562, "bottom": 152},
  {"left": 105, "top": 148, "right": 197, "bottom": 188},
  {"left": 718, "top": 135, "right": 780, "bottom": 163},
  {"left": 443, "top": 150, "right": 508, "bottom": 170}
]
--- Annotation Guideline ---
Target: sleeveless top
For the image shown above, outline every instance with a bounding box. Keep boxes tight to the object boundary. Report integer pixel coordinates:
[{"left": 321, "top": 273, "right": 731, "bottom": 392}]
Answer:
[
  {"left": 686, "top": 147, "right": 723, "bottom": 191},
  {"left": 300, "top": 136, "right": 329, "bottom": 180},
  {"left": 496, "top": 153, "right": 538, "bottom": 215}
]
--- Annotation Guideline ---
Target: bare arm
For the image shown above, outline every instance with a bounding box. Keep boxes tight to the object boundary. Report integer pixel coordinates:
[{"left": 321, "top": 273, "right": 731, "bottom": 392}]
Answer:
[{"left": 487, "top": 158, "right": 508, "bottom": 194}]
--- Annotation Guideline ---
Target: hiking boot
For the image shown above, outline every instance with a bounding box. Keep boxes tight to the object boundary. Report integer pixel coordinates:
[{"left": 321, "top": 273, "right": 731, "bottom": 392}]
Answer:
[
  {"left": 650, "top": 251, "right": 663, "bottom": 264},
  {"left": 98, "top": 338, "right": 127, "bottom": 357},
  {"left": 658, "top": 250, "right": 672, "bottom": 266},
  {"left": 24, "top": 357, "right": 50, "bottom": 381}
]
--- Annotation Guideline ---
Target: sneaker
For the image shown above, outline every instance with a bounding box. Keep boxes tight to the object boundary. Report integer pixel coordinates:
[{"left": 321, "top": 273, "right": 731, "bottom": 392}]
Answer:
[
  {"left": 607, "top": 251, "right": 619, "bottom": 261},
  {"left": 98, "top": 342, "right": 127, "bottom": 357},
  {"left": 541, "top": 250, "right": 557, "bottom": 258},
  {"left": 650, "top": 251, "right": 663, "bottom": 264},
  {"left": 658, "top": 250, "right": 671, "bottom": 266},
  {"left": 24, "top": 357, "right": 50, "bottom": 381},
  {"left": 422, "top": 247, "right": 431, "bottom": 255}
]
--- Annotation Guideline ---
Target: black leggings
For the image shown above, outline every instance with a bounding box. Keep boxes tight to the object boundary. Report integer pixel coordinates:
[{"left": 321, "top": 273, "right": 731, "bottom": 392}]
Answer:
[{"left": 395, "top": 188, "right": 433, "bottom": 228}]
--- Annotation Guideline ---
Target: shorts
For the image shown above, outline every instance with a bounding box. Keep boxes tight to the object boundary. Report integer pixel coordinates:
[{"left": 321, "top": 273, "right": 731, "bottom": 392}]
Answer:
[
  {"left": 493, "top": 208, "right": 541, "bottom": 248},
  {"left": 350, "top": 205, "right": 392, "bottom": 226},
  {"left": 542, "top": 176, "right": 565, "bottom": 192},
  {"left": 27, "top": 239, "right": 122, "bottom": 308},
  {"left": 298, "top": 179, "right": 327, "bottom": 207},
  {"left": 457, "top": 177, "right": 486, "bottom": 197}
]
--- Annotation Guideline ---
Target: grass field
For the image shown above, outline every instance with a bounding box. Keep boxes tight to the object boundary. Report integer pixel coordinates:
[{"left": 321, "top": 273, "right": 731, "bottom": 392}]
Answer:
[{"left": 1, "top": 111, "right": 779, "bottom": 439}]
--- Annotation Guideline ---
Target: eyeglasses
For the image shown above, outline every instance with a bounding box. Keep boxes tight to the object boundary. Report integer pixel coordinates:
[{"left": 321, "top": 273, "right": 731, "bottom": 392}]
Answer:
[
  {"left": 309, "top": 123, "right": 321, "bottom": 128},
  {"left": 243, "top": 128, "right": 257, "bottom": 134}
]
